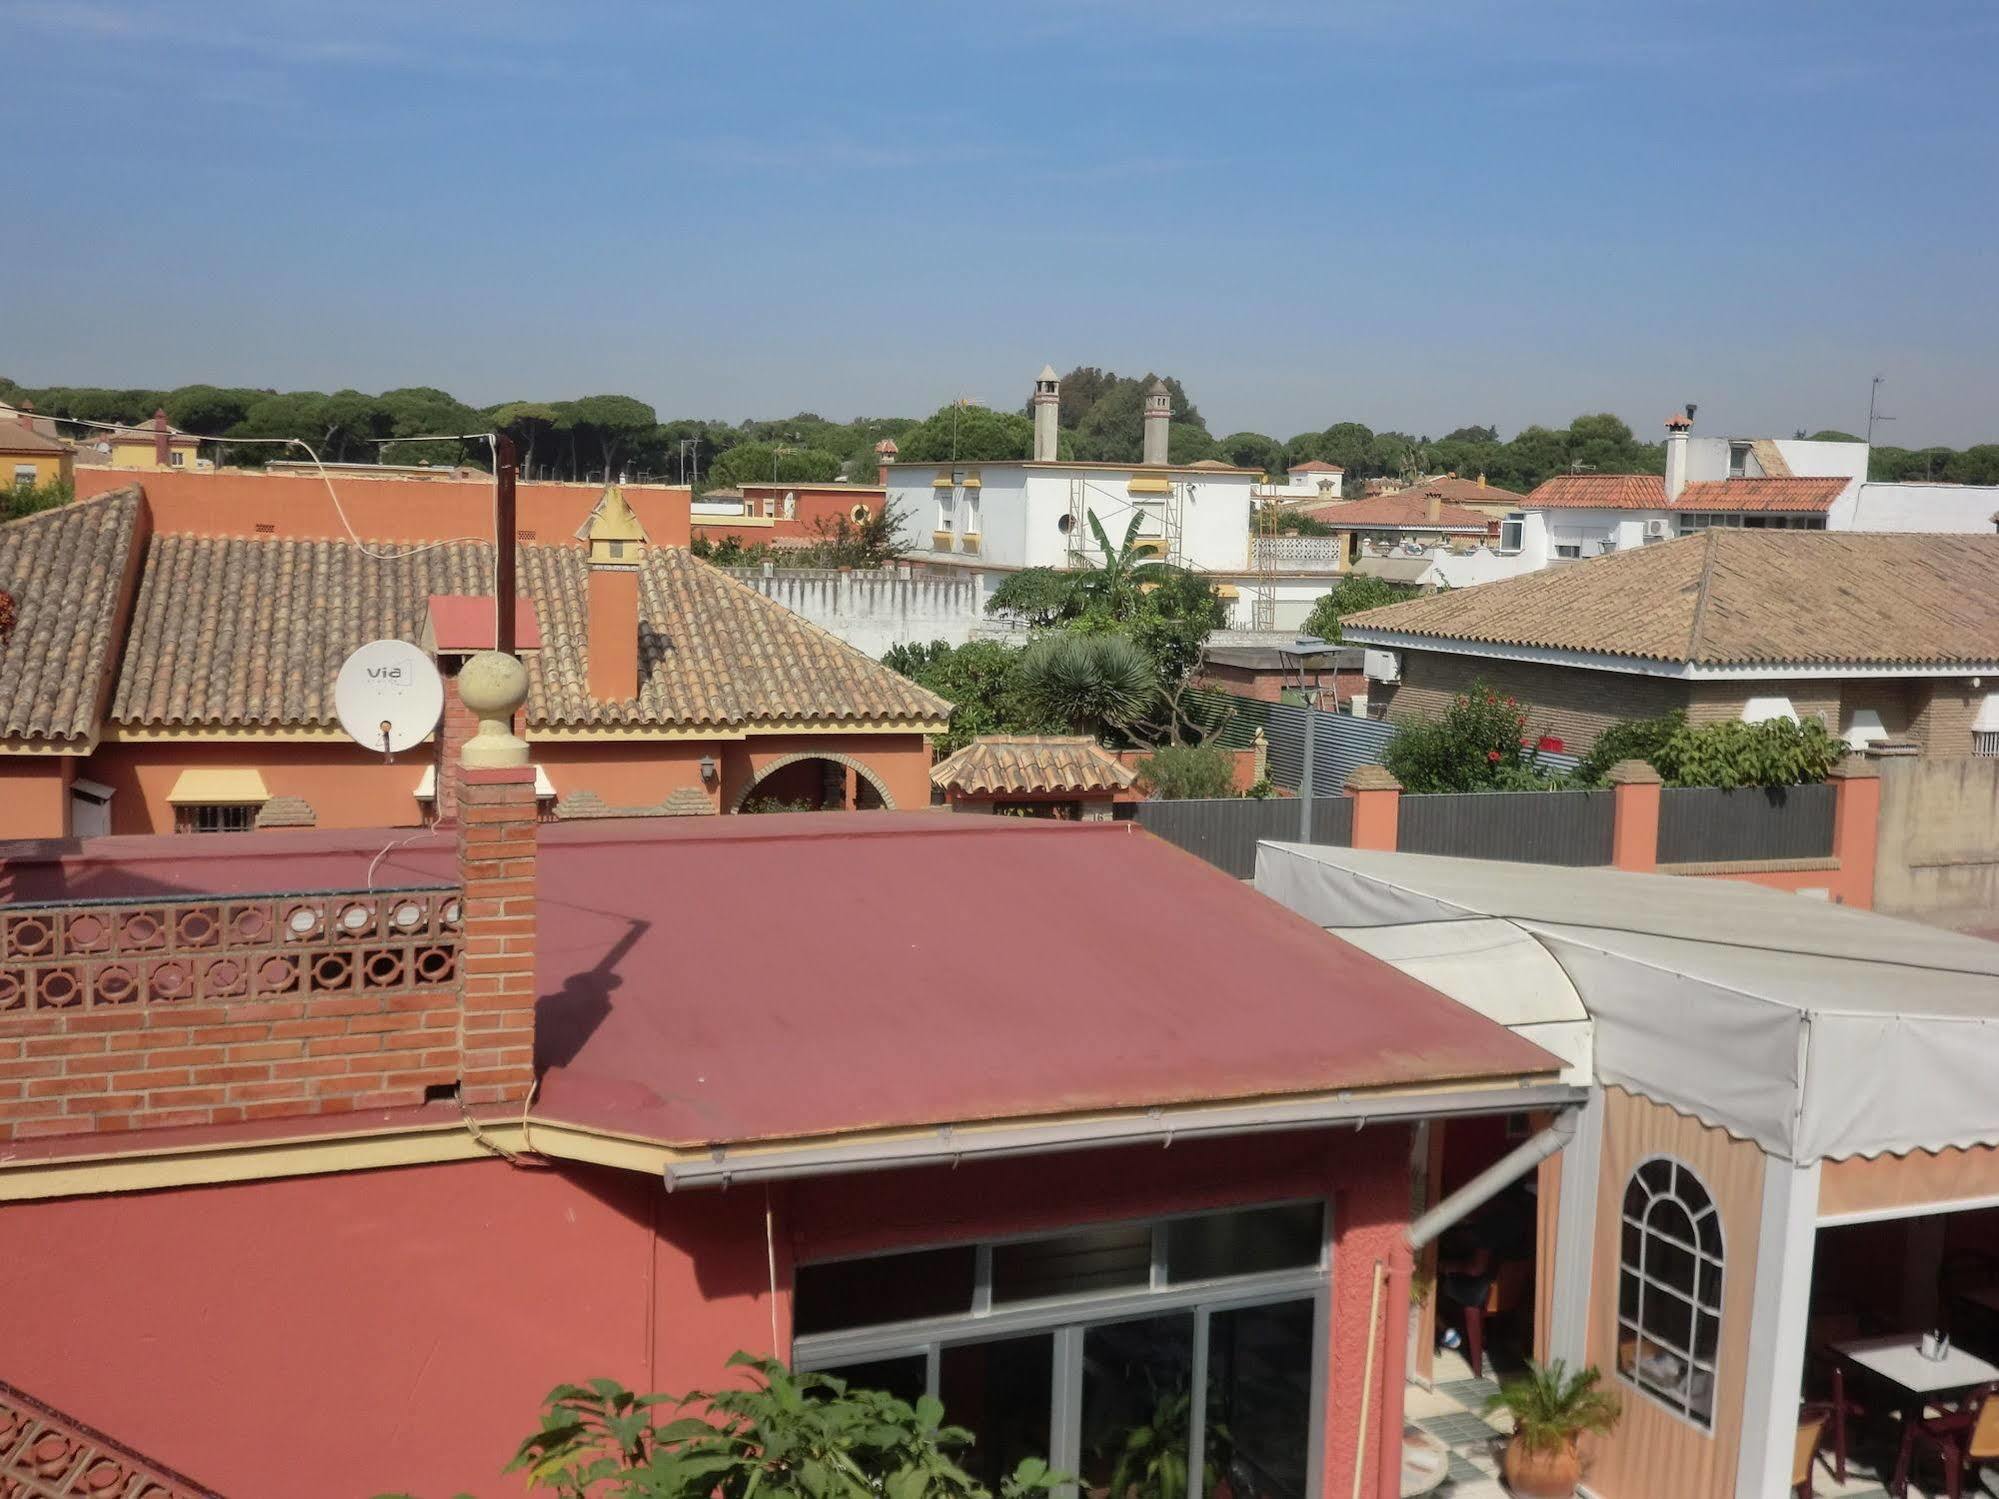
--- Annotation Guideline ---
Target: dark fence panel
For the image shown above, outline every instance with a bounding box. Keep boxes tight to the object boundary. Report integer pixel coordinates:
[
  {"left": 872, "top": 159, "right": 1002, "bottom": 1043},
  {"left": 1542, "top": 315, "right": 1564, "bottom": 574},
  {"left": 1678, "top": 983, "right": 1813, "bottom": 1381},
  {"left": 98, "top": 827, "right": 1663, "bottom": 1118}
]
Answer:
[
  {"left": 1396, "top": 789, "right": 1616, "bottom": 866},
  {"left": 1135, "top": 796, "right": 1353, "bottom": 879},
  {"left": 1656, "top": 783, "right": 1836, "bottom": 864}
]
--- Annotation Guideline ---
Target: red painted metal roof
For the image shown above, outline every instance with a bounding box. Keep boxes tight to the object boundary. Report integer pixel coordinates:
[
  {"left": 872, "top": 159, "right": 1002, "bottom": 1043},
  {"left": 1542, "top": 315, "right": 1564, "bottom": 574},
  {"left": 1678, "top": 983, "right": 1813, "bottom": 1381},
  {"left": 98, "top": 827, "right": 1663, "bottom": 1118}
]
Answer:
[{"left": 2, "top": 815, "right": 1556, "bottom": 1150}]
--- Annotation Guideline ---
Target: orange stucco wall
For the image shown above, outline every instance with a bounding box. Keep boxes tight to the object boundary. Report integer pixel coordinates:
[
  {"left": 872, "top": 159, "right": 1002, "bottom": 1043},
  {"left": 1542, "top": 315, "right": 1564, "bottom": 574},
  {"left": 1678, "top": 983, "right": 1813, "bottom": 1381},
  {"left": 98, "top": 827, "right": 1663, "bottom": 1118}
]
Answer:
[
  {"left": 39, "top": 735, "right": 935, "bottom": 837},
  {"left": 0, "top": 757, "right": 73, "bottom": 839},
  {"left": 82, "top": 741, "right": 433, "bottom": 835},
  {"left": 0, "top": 1127, "right": 1414, "bottom": 1499},
  {"left": 74, "top": 467, "right": 692, "bottom": 548}
]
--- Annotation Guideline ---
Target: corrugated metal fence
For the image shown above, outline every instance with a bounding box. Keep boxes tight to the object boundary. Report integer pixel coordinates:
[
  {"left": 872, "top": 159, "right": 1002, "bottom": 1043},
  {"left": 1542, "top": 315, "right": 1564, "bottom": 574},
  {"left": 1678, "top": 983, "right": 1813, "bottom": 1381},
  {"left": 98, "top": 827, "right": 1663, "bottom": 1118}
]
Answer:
[
  {"left": 1397, "top": 789, "right": 1616, "bottom": 867},
  {"left": 1135, "top": 797, "right": 1353, "bottom": 880},
  {"left": 1188, "top": 688, "right": 1578, "bottom": 793},
  {"left": 1656, "top": 783, "right": 1836, "bottom": 864}
]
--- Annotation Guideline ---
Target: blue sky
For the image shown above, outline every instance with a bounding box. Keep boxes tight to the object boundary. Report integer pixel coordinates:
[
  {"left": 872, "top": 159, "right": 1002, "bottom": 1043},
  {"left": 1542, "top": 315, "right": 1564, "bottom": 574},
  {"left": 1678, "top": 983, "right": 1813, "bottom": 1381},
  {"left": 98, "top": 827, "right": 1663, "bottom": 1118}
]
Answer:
[{"left": 4, "top": 1, "right": 1996, "bottom": 445}]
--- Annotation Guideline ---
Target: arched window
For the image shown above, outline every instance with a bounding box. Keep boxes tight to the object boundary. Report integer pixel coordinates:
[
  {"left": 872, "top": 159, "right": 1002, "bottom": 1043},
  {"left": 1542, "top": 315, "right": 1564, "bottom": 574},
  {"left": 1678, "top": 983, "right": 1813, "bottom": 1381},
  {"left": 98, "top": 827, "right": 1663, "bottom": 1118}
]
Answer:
[{"left": 1618, "top": 1155, "right": 1723, "bottom": 1428}]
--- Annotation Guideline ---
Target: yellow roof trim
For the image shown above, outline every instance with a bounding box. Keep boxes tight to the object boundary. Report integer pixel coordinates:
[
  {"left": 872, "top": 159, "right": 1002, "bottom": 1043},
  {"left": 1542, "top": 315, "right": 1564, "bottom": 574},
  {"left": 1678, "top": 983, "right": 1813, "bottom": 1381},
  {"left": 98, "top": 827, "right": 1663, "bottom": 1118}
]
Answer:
[
  {"left": 164, "top": 767, "right": 269, "bottom": 804},
  {"left": 1128, "top": 476, "right": 1173, "bottom": 496}
]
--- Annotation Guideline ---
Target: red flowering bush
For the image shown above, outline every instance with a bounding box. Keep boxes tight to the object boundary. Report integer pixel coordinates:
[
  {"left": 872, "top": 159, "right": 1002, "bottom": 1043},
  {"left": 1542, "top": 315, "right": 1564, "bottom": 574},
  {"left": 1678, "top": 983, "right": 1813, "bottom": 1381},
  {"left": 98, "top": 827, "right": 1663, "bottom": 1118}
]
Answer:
[{"left": 1385, "top": 682, "right": 1565, "bottom": 792}]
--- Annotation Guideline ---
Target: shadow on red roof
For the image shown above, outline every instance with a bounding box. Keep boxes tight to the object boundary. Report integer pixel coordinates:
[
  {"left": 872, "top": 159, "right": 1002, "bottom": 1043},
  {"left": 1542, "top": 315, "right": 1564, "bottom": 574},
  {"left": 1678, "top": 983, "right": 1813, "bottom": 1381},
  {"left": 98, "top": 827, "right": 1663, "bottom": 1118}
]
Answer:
[{"left": 1, "top": 813, "right": 1555, "bottom": 1149}]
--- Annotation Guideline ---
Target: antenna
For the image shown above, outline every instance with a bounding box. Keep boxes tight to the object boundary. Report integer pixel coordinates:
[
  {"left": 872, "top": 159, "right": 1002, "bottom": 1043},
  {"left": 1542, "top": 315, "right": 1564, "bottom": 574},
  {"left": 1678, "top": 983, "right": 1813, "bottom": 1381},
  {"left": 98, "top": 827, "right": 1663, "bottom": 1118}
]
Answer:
[
  {"left": 1867, "top": 375, "right": 1895, "bottom": 447},
  {"left": 334, "top": 640, "right": 445, "bottom": 762}
]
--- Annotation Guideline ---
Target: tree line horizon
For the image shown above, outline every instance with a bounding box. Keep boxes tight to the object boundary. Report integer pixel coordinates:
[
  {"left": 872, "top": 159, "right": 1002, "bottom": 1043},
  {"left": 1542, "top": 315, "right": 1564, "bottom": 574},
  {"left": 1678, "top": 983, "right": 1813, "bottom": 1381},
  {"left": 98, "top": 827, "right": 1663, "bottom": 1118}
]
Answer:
[{"left": 5, "top": 368, "right": 1994, "bottom": 495}]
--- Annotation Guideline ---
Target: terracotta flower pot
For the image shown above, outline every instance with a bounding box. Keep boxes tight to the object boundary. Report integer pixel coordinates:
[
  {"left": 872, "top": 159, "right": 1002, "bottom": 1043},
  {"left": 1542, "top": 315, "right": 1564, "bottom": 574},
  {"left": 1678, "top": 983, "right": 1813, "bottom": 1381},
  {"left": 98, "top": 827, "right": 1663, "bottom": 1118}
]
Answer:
[{"left": 1500, "top": 1434, "right": 1581, "bottom": 1498}]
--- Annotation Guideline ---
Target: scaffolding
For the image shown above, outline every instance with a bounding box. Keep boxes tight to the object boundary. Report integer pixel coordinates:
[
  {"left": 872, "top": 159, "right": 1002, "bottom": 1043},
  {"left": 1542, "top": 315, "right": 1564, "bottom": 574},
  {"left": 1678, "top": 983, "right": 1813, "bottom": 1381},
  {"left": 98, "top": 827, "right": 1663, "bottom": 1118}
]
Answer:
[{"left": 1250, "top": 490, "right": 1280, "bottom": 631}]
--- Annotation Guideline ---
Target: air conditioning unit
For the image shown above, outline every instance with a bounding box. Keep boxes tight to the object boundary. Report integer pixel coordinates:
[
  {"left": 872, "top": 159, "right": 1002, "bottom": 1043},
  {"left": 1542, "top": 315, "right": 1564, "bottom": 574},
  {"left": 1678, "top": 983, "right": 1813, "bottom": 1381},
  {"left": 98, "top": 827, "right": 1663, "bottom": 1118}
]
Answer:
[
  {"left": 1363, "top": 649, "right": 1400, "bottom": 683},
  {"left": 1644, "top": 518, "right": 1669, "bottom": 539}
]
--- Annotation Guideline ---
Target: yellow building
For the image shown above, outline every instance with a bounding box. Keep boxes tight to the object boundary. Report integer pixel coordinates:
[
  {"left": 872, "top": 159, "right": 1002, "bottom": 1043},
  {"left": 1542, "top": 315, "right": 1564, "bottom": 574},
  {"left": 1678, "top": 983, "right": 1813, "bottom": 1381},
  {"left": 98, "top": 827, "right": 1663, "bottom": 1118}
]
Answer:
[
  {"left": 78, "top": 410, "right": 205, "bottom": 472},
  {"left": 0, "top": 410, "right": 74, "bottom": 490}
]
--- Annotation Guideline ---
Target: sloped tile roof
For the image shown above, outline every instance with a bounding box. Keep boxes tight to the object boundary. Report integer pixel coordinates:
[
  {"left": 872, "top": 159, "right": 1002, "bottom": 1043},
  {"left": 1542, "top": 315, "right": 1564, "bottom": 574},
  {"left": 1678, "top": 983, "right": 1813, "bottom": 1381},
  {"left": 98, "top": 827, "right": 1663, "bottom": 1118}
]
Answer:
[
  {"left": 1524, "top": 473, "right": 1668, "bottom": 510},
  {"left": 1341, "top": 530, "right": 1999, "bottom": 667},
  {"left": 1370, "top": 474, "right": 1527, "bottom": 505},
  {"left": 0, "top": 420, "right": 69, "bottom": 456},
  {"left": 1673, "top": 477, "right": 1848, "bottom": 513},
  {"left": 0, "top": 488, "right": 145, "bottom": 744},
  {"left": 111, "top": 534, "right": 949, "bottom": 731},
  {"left": 932, "top": 736, "right": 1139, "bottom": 795},
  {"left": 1298, "top": 492, "right": 1492, "bottom": 531}
]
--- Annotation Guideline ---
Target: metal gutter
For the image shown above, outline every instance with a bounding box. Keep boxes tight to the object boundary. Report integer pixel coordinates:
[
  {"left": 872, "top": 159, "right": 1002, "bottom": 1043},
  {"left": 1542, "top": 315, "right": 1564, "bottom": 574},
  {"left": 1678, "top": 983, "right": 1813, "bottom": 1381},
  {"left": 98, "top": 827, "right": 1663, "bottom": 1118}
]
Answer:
[{"left": 662, "top": 1081, "right": 1583, "bottom": 1190}]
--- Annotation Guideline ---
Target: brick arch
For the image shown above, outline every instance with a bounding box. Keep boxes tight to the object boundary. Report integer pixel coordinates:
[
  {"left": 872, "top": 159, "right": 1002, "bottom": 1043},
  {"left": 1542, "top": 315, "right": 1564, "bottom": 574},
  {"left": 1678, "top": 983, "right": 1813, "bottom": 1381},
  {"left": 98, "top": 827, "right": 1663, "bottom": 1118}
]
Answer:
[{"left": 729, "top": 751, "right": 896, "bottom": 813}]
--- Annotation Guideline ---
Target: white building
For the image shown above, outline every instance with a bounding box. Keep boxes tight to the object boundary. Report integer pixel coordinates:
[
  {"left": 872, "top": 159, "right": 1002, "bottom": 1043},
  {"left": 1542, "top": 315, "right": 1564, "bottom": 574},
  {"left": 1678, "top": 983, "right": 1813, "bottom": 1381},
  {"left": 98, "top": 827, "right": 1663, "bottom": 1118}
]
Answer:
[
  {"left": 1524, "top": 411, "right": 1999, "bottom": 558},
  {"left": 888, "top": 368, "right": 1268, "bottom": 613},
  {"left": 1255, "top": 460, "right": 1344, "bottom": 502}
]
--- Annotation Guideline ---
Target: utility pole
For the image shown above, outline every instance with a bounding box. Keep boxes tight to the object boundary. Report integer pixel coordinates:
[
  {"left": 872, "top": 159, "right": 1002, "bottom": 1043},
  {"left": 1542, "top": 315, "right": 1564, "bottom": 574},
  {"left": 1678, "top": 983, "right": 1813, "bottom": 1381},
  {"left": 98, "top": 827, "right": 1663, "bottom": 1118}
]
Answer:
[
  {"left": 1867, "top": 375, "right": 1895, "bottom": 447},
  {"left": 494, "top": 434, "right": 518, "bottom": 655}
]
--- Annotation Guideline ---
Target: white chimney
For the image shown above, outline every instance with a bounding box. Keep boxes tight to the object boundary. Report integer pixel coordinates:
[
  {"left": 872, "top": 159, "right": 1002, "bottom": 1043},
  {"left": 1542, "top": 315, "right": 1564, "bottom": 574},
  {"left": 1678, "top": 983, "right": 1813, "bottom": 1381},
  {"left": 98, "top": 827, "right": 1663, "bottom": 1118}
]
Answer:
[
  {"left": 1142, "top": 379, "right": 1171, "bottom": 466},
  {"left": 1664, "top": 407, "right": 1693, "bottom": 504},
  {"left": 1032, "top": 364, "right": 1060, "bottom": 462}
]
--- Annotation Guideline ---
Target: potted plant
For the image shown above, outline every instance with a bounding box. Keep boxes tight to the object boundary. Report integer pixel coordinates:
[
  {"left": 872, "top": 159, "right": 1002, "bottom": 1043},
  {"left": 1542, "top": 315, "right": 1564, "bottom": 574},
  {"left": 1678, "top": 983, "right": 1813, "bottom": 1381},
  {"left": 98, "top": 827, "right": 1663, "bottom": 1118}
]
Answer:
[{"left": 1483, "top": 1359, "right": 1620, "bottom": 1498}]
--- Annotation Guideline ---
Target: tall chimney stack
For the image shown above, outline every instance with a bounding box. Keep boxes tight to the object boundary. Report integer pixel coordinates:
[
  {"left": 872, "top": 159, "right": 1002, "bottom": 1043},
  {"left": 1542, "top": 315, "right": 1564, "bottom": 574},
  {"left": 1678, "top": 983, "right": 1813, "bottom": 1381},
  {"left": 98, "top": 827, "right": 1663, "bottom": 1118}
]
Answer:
[
  {"left": 874, "top": 437, "right": 899, "bottom": 486},
  {"left": 580, "top": 486, "right": 648, "bottom": 702},
  {"left": 1142, "top": 379, "right": 1171, "bottom": 466},
  {"left": 152, "top": 408, "right": 171, "bottom": 468},
  {"left": 1031, "top": 365, "right": 1061, "bottom": 462},
  {"left": 1425, "top": 489, "right": 1442, "bottom": 525},
  {"left": 1664, "top": 407, "right": 1694, "bottom": 504}
]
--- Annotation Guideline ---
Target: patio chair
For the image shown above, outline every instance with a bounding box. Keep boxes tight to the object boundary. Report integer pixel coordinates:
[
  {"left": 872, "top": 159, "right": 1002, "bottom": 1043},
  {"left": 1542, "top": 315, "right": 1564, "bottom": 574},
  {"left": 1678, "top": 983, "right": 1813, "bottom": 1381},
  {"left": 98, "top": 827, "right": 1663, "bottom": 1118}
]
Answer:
[
  {"left": 1462, "top": 1258, "right": 1533, "bottom": 1379},
  {"left": 1805, "top": 1313, "right": 1866, "bottom": 1482},
  {"left": 1795, "top": 1410, "right": 1828, "bottom": 1499},
  {"left": 1894, "top": 1382, "right": 1999, "bottom": 1499}
]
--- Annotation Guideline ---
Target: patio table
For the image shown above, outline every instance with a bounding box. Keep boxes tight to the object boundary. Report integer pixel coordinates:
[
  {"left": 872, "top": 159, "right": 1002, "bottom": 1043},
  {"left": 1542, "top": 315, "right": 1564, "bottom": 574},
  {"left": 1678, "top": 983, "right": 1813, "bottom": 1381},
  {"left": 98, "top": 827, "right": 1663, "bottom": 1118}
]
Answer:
[{"left": 1833, "top": 1334, "right": 1999, "bottom": 1495}]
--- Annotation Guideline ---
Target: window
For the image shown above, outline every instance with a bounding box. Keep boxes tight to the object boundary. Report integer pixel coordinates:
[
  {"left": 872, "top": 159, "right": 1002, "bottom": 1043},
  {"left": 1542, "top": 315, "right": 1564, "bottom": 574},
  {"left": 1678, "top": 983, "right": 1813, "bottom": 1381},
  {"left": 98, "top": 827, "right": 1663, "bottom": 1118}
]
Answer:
[
  {"left": 1975, "top": 732, "right": 1999, "bottom": 758},
  {"left": 11, "top": 465, "right": 34, "bottom": 489},
  {"left": 169, "top": 449, "right": 185, "bottom": 468},
  {"left": 1728, "top": 442, "right": 1751, "bottom": 478},
  {"left": 1554, "top": 544, "right": 1582, "bottom": 559},
  {"left": 762, "top": 496, "right": 776, "bottom": 517},
  {"left": 793, "top": 1202, "right": 1328, "bottom": 1499},
  {"left": 1617, "top": 1156, "right": 1723, "bottom": 1428},
  {"left": 175, "top": 803, "right": 259, "bottom": 835},
  {"left": 1498, "top": 514, "right": 1524, "bottom": 553}
]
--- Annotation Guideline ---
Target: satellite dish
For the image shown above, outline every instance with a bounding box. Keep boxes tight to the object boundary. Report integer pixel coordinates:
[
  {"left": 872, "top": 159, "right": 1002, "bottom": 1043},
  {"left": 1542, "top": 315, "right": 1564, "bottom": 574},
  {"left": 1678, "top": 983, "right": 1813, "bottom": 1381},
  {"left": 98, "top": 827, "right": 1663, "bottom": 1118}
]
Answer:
[{"left": 335, "top": 640, "right": 444, "bottom": 756}]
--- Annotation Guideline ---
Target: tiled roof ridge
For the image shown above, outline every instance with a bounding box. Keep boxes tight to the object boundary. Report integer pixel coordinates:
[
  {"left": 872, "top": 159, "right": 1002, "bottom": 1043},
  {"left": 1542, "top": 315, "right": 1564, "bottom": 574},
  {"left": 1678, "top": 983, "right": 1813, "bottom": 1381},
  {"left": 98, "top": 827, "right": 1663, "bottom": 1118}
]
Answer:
[{"left": 1686, "top": 527, "right": 1719, "bottom": 662}]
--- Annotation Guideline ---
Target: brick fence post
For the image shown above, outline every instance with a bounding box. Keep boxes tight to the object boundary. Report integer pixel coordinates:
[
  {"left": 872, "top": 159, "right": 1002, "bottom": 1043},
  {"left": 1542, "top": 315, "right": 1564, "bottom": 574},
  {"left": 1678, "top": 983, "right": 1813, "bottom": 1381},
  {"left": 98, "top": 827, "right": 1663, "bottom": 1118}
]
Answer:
[
  {"left": 1606, "top": 759, "right": 1663, "bottom": 872},
  {"left": 455, "top": 651, "right": 537, "bottom": 1107},
  {"left": 1826, "top": 755, "right": 1881, "bottom": 910},
  {"left": 1344, "top": 764, "right": 1401, "bottom": 851}
]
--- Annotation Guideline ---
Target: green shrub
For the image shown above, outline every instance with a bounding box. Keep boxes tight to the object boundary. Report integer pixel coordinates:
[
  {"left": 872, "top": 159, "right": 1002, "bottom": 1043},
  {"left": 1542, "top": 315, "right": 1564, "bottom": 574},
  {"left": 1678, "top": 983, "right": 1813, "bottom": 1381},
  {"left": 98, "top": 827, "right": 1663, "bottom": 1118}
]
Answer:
[
  {"left": 1572, "top": 711, "right": 1686, "bottom": 784},
  {"left": 2, "top": 477, "right": 72, "bottom": 522},
  {"left": 1655, "top": 716, "right": 1846, "bottom": 789},
  {"left": 1384, "top": 682, "right": 1566, "bottom": 793},
  {"left": 1135, "top": 743, "right": 1237, "bottom": 799}
]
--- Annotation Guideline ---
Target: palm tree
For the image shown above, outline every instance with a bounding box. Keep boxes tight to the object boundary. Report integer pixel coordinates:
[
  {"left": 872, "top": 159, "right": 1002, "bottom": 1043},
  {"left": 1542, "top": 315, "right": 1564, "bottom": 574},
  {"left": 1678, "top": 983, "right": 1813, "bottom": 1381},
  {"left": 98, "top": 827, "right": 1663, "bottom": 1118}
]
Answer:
[{"left": 1018, "top": 633, "right": 1156, "bottom": 738}]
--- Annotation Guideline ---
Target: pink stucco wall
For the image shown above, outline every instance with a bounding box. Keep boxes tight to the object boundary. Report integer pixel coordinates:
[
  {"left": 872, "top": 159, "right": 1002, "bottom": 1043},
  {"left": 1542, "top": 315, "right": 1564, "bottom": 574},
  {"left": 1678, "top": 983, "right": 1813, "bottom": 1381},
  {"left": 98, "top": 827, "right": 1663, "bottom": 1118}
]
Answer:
[{"left": 0, "top": 1126, "right": 1412, "bottom": 1498}]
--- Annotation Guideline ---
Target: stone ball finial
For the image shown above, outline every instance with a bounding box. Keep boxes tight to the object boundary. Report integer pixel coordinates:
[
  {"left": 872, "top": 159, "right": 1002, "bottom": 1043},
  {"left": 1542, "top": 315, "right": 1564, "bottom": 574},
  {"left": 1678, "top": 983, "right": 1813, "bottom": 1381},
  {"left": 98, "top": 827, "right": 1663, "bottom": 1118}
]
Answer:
[{"left": 459, "top": 650, "right": 530, "bottom": 769}]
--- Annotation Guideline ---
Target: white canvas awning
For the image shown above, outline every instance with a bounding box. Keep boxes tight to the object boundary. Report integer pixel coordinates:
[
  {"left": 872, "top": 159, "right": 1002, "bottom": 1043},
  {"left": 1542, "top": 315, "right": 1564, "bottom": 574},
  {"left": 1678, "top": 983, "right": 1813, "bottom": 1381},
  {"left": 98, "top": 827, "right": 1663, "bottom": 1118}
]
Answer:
[{"left": 1256, "top": 842, "right": 1999, "bottom": 1164}]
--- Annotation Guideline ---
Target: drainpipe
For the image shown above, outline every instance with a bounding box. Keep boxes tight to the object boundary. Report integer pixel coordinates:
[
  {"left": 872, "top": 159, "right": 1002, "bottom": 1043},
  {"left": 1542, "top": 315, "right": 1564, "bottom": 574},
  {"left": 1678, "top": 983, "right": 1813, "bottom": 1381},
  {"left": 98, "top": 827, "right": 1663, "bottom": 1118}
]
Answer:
[{"left": 1362, "top": 1109, "right": 1580, "bottom": 1499}]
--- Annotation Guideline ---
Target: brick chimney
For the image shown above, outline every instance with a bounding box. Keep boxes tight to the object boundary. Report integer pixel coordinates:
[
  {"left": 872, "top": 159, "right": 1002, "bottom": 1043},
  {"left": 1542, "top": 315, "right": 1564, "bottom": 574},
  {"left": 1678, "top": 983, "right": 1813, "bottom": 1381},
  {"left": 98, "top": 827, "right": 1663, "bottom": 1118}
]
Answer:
[
  {"left": 580, "top": 485, "right": 647, "bottom": 702},
  {"left": 1425, "top": 489, "right": 1442, "bottom": 525},
  {"left": 1142, "top": 379, "right": 1171, "bottom": 466},
  {"left": 1665, "top": 407, "right": 1694, "bottom": 504},
  {"left": 874, "top": 437, "right": 899, "bottom": 486},
  {"left": 16, "top": 401, "right": 37, "bottom": 433},
  {"left": 152, "top": 408, "right": 171, "bottom": 468},
  {"left": 453, "top": 651, "right": 538, "bottom": 1106}
]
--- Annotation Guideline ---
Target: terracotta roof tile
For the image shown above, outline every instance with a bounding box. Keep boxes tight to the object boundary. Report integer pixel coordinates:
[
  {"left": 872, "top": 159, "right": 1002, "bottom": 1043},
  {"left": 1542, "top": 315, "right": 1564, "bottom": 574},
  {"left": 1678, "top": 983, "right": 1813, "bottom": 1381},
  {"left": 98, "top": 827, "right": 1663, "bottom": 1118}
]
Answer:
[
  {"left": 0, "top": 421, "right": 69, "bottom": 456},
  {"left": 110, "top": 534, "right": 949, "bottom": 731},
  {"left": 1673, "top": 477, "right": 1848, "bottom": 513},
  {"left": 1524, "top": 473, "right": 1668, "bottom": 510},
  {"left": 1369, "top": 475, "right": 1526, "bottom": 504},
  {"left": 932, "top": 736, "right": 1139, "bottom": 795},
  {"left": 0, "top": 488, "right": 145, "bottom": 743},
  {"left": 1297, "top": 492, "right": 1492, "bottom": 531},
  {"left": 1342, "top": 530, "right": 1999, "bottom": 667}
]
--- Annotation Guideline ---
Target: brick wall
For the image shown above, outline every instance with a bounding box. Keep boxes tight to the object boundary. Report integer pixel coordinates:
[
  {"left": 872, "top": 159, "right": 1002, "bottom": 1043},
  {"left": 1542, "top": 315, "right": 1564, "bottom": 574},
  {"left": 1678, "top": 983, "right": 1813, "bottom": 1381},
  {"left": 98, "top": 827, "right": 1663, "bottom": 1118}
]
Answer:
[
  {"left": 1375, "top": 651, "right": 1688, "bottom": 753},
  {"left": 1686, "top": 682, "right": 1840, "bottom": 730},
  {"left": 455, "top": 767, "right": 538, "bottom": 1105},
  {"left": 1911, "top": 680, "right": 1982, "bottom": 756},
  {"left": 0, "top": 888, "right": 466, "bottom": 1142}
]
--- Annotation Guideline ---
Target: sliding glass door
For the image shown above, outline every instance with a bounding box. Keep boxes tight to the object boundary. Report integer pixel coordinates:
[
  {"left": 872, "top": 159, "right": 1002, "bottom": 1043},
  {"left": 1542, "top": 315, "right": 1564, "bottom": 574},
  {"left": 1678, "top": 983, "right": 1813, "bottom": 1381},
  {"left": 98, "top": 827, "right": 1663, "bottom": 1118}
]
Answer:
[{"left": 798, "top": 1201, "right": 1330, "bottom": 1499}]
